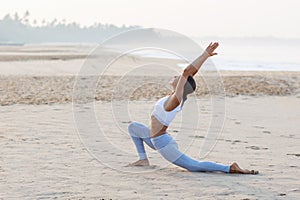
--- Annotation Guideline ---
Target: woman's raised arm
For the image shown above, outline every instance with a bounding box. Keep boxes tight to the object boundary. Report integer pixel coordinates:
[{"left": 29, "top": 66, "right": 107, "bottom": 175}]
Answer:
[
  {"left": 183, "top": 42, "right": 219, "bottom": 77},
  {"left": 164, "top": 42, "right": 219, "bottom": 111}
]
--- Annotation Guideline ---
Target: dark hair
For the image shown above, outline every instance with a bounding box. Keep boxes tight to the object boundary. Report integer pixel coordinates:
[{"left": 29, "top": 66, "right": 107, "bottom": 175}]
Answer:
[{"left": 182, "top": 76, "right": 196, "bottom": 107}]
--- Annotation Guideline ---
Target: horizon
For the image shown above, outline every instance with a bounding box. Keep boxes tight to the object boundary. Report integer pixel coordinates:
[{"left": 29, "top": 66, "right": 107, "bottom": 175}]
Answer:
[
  {"left": 1, "top": 0, "right": 300, "bottom": 39},
  {"left": 2, "top": 12, "right": 300, "bottom": 42}
]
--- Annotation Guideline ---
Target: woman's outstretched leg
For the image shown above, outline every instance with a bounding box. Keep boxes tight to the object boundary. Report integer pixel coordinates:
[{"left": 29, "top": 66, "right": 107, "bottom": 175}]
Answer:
[
  {"left": 175, "top": 152, "right": 258, "bottom": 174},
  {"left": 151, "top": 134, "right": 229, "bottom": 172},
  {"left": 127, "top": 121, "right": 155, "bottom": 166},
  {"left": 151, "top": 134, "right": 258, "bottom": 174},
  {"left": 174, "top": 153, "right": 230, "bottom": 173}
]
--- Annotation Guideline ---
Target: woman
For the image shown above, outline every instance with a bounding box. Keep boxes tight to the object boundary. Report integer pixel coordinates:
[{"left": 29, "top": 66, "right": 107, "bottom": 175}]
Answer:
[{"left": 127, "top": 42, "right": 258, "bottom": 174}]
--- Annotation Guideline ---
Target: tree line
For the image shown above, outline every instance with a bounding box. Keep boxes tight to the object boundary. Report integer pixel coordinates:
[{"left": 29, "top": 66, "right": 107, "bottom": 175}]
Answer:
[{"left": 0, "top": 11, "right": 141, "bottom": 44}]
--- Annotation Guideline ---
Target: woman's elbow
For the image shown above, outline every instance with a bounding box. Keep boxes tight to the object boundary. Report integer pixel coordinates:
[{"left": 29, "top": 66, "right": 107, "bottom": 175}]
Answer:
[
  {"left": 183, "top": 69, "right": 190, "bottom": 77},
  {"left": 183, "top": 68, "right": 196, "bottom": 77}
]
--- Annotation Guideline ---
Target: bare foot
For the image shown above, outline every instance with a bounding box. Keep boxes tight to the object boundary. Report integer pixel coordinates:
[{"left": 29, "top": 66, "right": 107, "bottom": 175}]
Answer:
[
  {"left": 229, "top": 162, "right": 259, "bottom": 174},
  {"left": 126, "top": 159, "right": 150, "bottom": 167}
]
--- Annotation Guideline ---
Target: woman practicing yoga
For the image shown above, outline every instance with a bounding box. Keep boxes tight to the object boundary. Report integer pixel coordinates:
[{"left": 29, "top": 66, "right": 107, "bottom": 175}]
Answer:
[{"left": 127, "top": 42, "right": 258, "bottom": 174}]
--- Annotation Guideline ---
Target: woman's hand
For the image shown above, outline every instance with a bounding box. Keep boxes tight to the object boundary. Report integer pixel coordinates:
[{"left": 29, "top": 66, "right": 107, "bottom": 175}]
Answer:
[
  {"left": 183, "top": 42, "right": 219, "bottom": 77},
  {"left": 204, "top": 42, "right": 219, "bottom": 57}
]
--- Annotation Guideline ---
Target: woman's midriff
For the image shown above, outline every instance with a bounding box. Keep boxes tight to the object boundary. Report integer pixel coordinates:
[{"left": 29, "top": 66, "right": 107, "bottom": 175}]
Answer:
[{"left": 150, "top": 115, "right": 168, "bottom": 138}]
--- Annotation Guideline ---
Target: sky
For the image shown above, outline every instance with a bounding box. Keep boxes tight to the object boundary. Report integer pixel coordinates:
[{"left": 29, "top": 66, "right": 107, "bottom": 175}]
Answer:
[{"left": 1, "top": 0, "right": 300, "bottom": 39}]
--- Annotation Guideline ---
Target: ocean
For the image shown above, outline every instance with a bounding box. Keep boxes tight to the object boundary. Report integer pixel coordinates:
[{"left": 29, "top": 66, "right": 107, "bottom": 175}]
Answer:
[{"left": 131, "top": 38, "right": 300, "bottom": 71}]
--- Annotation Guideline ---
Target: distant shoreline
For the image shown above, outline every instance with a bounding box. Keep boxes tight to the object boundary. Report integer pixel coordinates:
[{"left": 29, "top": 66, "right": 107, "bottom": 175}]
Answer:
[
  {"left": 0, "top": 43, "right": 24, "bottom": 46},
  {"left": 0, "top": 44, "right": 299, "bottom": 72}
]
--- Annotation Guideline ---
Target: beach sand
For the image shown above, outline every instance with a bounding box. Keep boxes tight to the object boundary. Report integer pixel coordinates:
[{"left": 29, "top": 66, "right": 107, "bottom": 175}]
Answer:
[{"left": 0, "top": 45, "right": 299, "bottom": 199}]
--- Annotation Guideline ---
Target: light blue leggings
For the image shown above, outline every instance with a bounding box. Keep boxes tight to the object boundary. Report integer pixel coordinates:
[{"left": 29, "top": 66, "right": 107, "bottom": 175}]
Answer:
[{"left": 128, "top": 121, "right": 230, "bottom": 173}]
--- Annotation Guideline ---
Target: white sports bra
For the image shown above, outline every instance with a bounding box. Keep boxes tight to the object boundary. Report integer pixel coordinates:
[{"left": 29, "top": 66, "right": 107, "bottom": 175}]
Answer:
[{"left": 151, "top": 96, "right": 183, "bottom": 126}]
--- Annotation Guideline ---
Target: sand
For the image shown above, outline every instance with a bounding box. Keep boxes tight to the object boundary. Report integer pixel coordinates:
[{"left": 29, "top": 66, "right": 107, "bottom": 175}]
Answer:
[
  {"left": 1, "top": 72, "right": 300, "bottom": 105},
  {"left": 1, "top": 97, "right": 299, "bottom": 199},
  {"left": 0, "top": 45, "right": 299, "bottom": 199}
]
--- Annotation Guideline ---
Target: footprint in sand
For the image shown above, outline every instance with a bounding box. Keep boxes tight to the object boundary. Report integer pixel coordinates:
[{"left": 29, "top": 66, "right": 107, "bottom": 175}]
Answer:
[
  {"left": 286, "top": 153, "right": 300, "bottom": 157},
  {"left": 231, "top": 140, "right": 248, "bottom": 144},
  {"left": 188, "top": 135, "right": 205, "bottom": 139},
  {"left": 253, "top": 125, "right": 265, "bottom": 129},
  {"left": 280, "top": 134, "right": 297, "bottom": 139},
  {"left": 262, "top": 130, "right": 271, "bottom": 134},
  {"left": 227, "top": 117, "right": 237, "bottom": 121},
  {"left": 246, "top": 145, "right": 268, "bottom": 150},
  {"left": 121, "top": 121, "right": 131, "bottom": 124}
]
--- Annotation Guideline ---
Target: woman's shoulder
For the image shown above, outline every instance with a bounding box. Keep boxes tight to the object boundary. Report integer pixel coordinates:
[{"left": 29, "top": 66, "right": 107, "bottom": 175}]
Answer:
[{"left": 156, "top": 95, "right": 170, "bottom": 104}]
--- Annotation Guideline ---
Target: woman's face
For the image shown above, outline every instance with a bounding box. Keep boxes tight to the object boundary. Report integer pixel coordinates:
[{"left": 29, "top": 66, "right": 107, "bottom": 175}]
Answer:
[{"left": 169, "top": 75, "right": 180, "bottom": 89}]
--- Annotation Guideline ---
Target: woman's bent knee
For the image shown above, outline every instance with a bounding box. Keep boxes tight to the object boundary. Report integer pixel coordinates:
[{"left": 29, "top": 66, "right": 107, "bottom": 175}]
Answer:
[{"left": 128, "top": 121, "right": 138, "bottom": 133}]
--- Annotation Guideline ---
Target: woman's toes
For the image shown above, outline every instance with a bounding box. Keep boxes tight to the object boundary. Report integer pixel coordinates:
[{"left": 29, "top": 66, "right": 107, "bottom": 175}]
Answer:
[{"left": 250, "top": 170, "right": 259, "bottom": 174}]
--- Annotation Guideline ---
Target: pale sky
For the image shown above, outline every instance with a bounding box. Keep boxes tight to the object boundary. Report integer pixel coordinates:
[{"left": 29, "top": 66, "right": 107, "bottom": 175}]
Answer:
[{"left": 1, "top": 0, "right": 300, "bottom": 38}]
